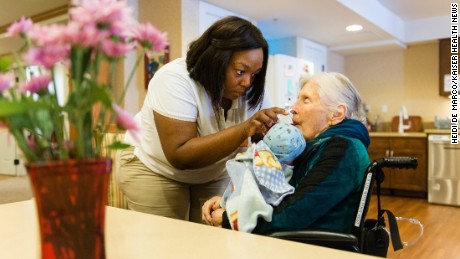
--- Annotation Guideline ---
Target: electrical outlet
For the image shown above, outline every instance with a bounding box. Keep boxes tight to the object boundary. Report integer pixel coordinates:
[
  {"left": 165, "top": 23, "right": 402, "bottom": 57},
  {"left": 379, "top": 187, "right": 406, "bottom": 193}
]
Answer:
[{"left": 381, "top": 104, "right": 388, "bottom": 113}]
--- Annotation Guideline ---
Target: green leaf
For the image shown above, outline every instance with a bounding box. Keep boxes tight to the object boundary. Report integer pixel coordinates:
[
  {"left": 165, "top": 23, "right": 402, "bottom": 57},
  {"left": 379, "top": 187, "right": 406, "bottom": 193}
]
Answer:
[
  {"left": 7, "top": 114, "right": 34, "bottom": 129},
  {"left": 107, "top": 140, "right": 130, "bottom": 150},
  {"left": 34, "top": 109, "right": 54, "bottom": 137},
  {"left": 87, "top": 84, "right": 113, "bottom": 108},
  {"left": 65, "top": 83, "right": 113, "bottom": 111},
  {"left": 0, "top": 99, "right": 49, "bottom": 117},
  {"left": 70, "top": 46, "right": 92, "bottom": 84},
  {"left": 0, "top": 57, "right": 12, "bottom": 72}
]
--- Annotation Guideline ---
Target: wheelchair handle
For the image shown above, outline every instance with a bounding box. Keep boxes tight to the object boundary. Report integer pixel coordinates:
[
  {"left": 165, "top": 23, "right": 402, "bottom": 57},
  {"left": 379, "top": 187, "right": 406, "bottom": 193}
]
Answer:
[{"left": 374, "top": 157, "right": 418, "bottom": 170}]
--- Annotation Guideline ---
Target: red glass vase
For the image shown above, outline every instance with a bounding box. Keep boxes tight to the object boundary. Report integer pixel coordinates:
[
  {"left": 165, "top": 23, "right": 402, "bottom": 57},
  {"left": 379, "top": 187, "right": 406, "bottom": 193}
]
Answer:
[{"left": 27, "top": 158, "right": 112, "bottom": 259}]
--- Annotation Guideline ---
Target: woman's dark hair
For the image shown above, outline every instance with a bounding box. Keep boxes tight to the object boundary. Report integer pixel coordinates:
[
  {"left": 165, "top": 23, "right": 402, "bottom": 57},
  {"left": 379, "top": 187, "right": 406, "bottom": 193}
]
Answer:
[{"left": 186, "top": 16, "right": 269, "bottom": 114}]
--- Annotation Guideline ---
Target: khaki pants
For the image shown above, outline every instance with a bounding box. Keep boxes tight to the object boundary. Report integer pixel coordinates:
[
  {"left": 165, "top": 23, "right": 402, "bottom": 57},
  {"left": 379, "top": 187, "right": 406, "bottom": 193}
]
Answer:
[{"left": 117, "top": 147, "right": 229, "bottom": 223}]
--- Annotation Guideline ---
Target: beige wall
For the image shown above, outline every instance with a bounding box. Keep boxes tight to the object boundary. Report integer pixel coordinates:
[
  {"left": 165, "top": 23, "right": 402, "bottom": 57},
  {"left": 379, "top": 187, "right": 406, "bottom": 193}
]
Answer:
[
  {"left": 345, "top": 41, "right": 451, "bottom": 131},
  {"left": 122, "top": 0, "right": 183, "bottom": 112},
  {"left": 138, "top": 0, "right": 182, "bottom": 61}
]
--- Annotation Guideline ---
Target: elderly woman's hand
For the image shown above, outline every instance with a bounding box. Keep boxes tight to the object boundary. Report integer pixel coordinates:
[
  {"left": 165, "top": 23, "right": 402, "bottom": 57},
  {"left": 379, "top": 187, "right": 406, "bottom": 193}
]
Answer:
[
  {"left": 210, "top": 208, "right": 225, "bottom": 227},
  {"left": 202, "top": 196, "right": 222, "bottom": 225}
]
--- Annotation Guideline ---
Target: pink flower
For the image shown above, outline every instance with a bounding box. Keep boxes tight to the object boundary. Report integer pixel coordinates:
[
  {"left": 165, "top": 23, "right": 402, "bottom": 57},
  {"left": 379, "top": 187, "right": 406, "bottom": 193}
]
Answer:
[
  {"left": 64, "top": 22, "right": 107, "bottom": 47},
  {"left": 70, "top": 0, "right": 135, "bottom": 36},
  {"left": 23, "top": 45, "right": 69, "bottom": 68},
  {"left": 7, "top": 16, "right": 33, "bottom": 36},
  {"left": 26, "top": 134, "right": 36, "bottom": 151},
  {"left": 113, "top": 104, "right": 140, "bottom": 142},
  {"left": 101, "top": 40, "right": 134, "bottom": 58},
  {"left": 0, "top": 73, "right": 14, "bottom": 92},
  {"left": 133, "top": 23, "right": 168, "bottom": 54},
  {"left": 20, "top": 74, "right": 51, "bottom": 94},
  {"left": 27, "top": 24, "right": 68, "bottom": 46}
]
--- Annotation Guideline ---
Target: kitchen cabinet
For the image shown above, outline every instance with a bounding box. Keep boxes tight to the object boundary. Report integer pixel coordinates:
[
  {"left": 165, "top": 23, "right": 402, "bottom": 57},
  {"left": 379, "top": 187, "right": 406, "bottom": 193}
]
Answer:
[
  {"left": 439, "top": 38, "right": 451, "bottom": 97},
  {"left": 368, "top": 136, "right": 427, "bottom": 196}
]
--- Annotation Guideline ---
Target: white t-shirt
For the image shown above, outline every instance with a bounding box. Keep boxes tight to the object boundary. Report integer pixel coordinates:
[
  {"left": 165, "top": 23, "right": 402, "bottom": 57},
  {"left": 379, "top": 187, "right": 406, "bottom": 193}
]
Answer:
[{"left": 126, "top": 58, "right": 272, "bottom": 184}]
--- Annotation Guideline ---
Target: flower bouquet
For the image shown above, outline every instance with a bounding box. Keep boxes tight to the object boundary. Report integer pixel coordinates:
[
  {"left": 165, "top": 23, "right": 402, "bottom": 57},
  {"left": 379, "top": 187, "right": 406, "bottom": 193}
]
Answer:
[
  {"left": 0, "top": 0, "right": 167, "bottom": 258},
  {"left": 0, "top": 0, "right": 167, "bottom": 161}
]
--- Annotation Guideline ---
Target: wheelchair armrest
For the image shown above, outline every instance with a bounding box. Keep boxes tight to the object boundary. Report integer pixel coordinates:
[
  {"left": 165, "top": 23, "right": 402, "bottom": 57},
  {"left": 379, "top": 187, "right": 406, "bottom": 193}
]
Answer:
[{"left": 269, "top": 230, "right": 359, "bottom": 252}]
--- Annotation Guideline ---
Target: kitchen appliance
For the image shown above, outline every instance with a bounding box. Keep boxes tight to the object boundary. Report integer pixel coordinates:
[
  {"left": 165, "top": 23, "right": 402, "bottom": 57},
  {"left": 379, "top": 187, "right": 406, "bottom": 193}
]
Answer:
[
  {"left": 398, "top": 106, "right": 411, "bottom": 133},
  {"left": 265, "top": 54, "right": 314, "bottom": 111},
  {"left": 428, "top": 134, "right": 460, "bottom": 206},
  {"left": 390, "top": 116, "right": 423, "bottom": 132}
]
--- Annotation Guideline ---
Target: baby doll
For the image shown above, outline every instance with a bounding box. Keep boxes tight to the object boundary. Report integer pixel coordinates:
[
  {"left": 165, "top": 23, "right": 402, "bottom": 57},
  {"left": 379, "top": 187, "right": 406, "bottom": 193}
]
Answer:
[{"left": 221, "top": 123, "right": 306, "bottom": 232}]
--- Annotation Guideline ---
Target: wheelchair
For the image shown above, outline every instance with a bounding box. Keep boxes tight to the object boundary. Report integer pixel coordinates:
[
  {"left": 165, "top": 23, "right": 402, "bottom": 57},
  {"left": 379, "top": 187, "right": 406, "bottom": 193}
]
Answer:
[{"left": 269, "top": 157, "right": 418, "bottom": 257}]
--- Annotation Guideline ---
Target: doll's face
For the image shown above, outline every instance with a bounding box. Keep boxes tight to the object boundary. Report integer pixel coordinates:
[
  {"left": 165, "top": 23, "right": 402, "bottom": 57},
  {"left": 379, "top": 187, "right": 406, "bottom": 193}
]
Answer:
[{"left": 254, "top": 150, "right": 282, "bottom": 170}]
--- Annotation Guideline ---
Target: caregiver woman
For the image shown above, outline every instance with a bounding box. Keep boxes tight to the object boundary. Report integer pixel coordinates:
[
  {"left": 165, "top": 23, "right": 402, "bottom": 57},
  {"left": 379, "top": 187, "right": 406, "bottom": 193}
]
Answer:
[{"left": 117, "top": 16, "right": 286, "bottom": 223}]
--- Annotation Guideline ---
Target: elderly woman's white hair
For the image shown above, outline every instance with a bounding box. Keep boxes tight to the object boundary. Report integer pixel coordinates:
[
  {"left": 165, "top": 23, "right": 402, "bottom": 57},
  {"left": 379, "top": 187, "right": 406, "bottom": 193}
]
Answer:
[{"left": 298, "top": 72, "right": 366, "bottom": 124}]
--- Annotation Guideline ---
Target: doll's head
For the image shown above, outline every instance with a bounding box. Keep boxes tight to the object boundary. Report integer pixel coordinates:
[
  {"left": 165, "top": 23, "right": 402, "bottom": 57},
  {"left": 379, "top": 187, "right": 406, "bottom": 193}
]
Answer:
[{"left": 263, "top": 123, "right": 306, "bottom": 163}]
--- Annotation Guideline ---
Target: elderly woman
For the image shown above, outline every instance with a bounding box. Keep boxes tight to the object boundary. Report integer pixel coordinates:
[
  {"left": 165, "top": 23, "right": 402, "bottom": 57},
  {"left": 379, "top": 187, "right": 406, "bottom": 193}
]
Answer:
[{"left": 202, "top": 72, "right": 370, "bottom": 234}]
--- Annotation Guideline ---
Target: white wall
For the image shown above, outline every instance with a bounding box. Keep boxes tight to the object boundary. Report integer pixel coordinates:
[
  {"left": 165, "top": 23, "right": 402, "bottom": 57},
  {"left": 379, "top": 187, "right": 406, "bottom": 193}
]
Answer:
[
  {"left": 181, "top": 0, "right": 200, "bottom": 57},
  {"left": 327, "top": 51, "right": 345, "bottom": 74},
  {"left": 123, "top": 0, "right": 140, "bottom": 115}
]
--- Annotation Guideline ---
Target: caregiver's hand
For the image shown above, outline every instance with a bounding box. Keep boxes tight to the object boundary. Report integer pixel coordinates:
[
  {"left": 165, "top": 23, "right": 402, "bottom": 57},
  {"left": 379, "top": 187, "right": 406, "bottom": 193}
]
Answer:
[{"left": 242, "top": 107, "right": 287, "bottom": 137}]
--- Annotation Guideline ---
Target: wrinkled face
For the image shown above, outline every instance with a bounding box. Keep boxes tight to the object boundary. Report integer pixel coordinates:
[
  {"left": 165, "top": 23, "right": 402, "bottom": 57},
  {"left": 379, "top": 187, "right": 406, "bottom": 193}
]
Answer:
[
  {"left": 223, "top": 48, "right": 263, "bottom": 100},
  {"left": 291, "top": 81, "right": 332, "bottom": 141}
]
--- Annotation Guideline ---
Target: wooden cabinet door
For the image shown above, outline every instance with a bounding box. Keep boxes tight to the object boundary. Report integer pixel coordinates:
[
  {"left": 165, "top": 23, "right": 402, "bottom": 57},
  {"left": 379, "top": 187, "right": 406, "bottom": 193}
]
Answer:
[
  {"left": 390, "top": 137, "right": 427, "bottom": 191},
  {"left": 439, "top": 38, "right": 452, "bottom": 96},
  {"left": 368, "top": 136, "right": 427, "bottom": 192},
  {"left": 368, "top": 137, "right": 391, "bottom": 188}
]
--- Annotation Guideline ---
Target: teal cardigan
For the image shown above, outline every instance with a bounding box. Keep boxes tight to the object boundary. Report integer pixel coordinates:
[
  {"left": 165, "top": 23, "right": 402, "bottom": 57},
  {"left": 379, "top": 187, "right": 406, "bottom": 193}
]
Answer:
[{"left": 222, "top": 119, "right": 370, "bottom": 234}]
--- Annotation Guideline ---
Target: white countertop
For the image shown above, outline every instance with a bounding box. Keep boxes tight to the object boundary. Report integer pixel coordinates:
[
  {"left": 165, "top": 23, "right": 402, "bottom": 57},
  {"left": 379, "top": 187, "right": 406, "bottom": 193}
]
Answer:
[
  {"left": 369, "top": 132, "right": 427, "bottom": 137},
  {"left": 369, "top": 129, "right": 451, "bottom": 137},
  {"left": 424, "top": 129, "right": 451, "bottom": 135}
]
